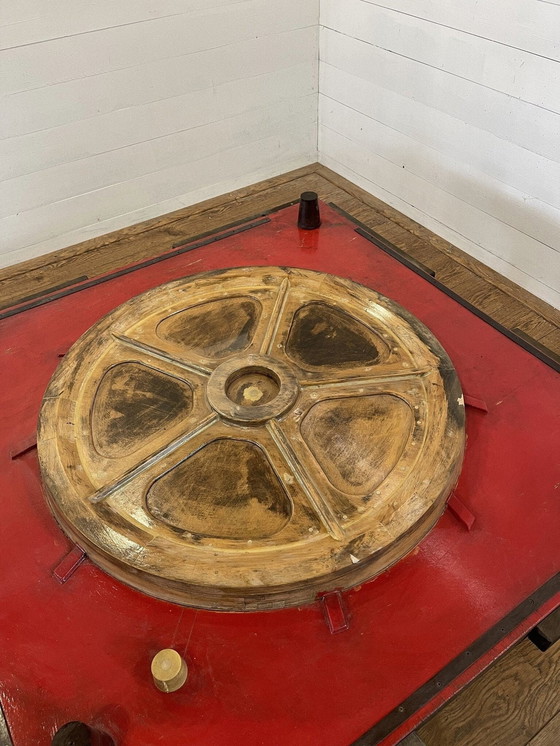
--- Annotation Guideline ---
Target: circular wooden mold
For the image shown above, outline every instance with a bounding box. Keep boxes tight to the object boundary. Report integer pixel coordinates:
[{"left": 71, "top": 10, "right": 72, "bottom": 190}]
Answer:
[{"left": 38, "top": 267, "right": 465, "bottom": 611}]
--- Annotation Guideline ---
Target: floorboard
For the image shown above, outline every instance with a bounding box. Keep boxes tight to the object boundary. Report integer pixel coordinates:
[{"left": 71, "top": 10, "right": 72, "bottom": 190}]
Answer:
[
  {"left": 418, "top": 639, "right": 560, "bottom": 746},
  {"left": 526, "top": 711, "right": 560, "bottom": 746}
]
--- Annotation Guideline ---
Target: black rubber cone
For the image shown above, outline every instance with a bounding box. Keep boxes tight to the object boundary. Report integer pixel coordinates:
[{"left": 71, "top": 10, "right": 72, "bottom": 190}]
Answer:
[
  {"left": 297, "top": 191, "right": 321, "bottom": 230},
  {"left": 52, "top": 721, "right": 115, "bottom": 746}
]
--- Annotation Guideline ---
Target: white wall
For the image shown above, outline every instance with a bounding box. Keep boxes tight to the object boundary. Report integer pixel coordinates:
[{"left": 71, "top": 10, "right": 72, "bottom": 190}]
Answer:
[
  {"left": 3, "top": 1, "right": 559, "bottom": 309},
  {"left": 0, "top": 0, "right": 319, "bottom": 267},
  {"left": 319, "top": 0, "right": 560, "bottom": 308}
]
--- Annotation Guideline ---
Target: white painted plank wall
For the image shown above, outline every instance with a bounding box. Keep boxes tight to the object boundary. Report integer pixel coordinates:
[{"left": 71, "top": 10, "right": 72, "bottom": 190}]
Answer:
[
  {"left": 4, "top": 0, "right": 559, "bottom": 308},
  {"left": 319, "top": 0, "right": 560, "bottom": 307},
  {"left": 0, "top": 0, "right": 319, "bottom": 267}
]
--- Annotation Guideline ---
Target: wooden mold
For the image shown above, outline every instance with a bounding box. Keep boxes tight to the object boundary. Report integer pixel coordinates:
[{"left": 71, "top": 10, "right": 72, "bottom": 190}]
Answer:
[{"left": 37, "top": 267, "right": 465, "bottom": 610}]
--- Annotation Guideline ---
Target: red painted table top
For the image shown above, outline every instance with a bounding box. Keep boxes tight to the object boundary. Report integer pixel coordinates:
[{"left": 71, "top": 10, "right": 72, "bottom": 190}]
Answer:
[{"left": 1, "top": 203, "right": 558, "bottom": 745}]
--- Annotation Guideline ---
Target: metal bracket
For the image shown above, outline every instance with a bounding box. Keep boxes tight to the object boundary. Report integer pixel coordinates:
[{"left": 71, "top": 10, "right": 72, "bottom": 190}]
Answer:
[
  {"left": 528, "top": 607, "right": 560, "bottom": 651},
  {"left": 10, "top": 435, "right": 37, "bottom": 460},
  {"left": 448, "top": 491, "right": 476, "bottom": 530},
  {"left": 318, "top": 590, "right": 350, "bottom": 634},
  {"left": 464, "top": 395, "right": 488, "bottom": 413},
  {"left": 53, "top": 546, "right": 87, "bottom": 584}
]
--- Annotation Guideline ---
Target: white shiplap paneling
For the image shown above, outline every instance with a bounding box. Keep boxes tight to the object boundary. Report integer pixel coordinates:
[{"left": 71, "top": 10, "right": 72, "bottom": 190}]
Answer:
[
  {"left": 0, "top": 1, "right": 247, "bottom": 49},
  {"left": 1, "top": 97, "right": 317, "bottom": 263},
  {"left": 321, "top": 0, "right": 560, "bottom": 112},
  {"left": 3, "top": 0, "right": 559, "bottom": 311},
  {"left": 1, "top": 26, "right": 316, "bottom": 140},
  {"left": 0, "top": 66, "right": 315, "bottom": 214},
  {"left": 2, "top": 0, "right": 317, "bottom": 94},
  {"left": 0, "top": 0, "right": 319, "bottom": 267},
  {"left": 319, "top": 0, "right": 560, "bottom": 307},
  {"left": 359, "top": 0, "right": 560, "bottom": 61}
]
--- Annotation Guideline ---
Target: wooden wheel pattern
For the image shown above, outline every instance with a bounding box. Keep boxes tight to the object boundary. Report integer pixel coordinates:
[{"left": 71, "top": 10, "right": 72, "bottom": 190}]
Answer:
[{"left": 38, "top": 267, "right": 465, "bottom": 610}]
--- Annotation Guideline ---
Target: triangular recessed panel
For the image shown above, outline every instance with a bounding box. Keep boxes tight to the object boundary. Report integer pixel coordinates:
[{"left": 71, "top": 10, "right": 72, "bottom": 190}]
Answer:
[
  {"left": 146, "top": 439, "right": 291, "bottom": 540},
  {"left": 157, "top": 297, "right": 261, "bottom": 359},
  {"left": 91, "top": 362, "right": 192, "bottom": 457},
  {"left": 301, "top": 395, "right": 414, "bottom": 495},
  {"left": 286, "top": 302, "right": 385, "bottom": 368}
]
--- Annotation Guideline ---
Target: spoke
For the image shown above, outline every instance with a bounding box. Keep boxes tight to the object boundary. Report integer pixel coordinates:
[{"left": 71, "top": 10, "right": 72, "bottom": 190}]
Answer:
[
  {"left": 89, "top": 414, "right": 219, "bottom": 503},
  {"left": 300, "top": 367, "right": 433, "bottom": 390},
  {"left": 113, "top": 333, "right": 212, "bottom": 377},
  {"left": 260, "top": 277, "right": 290, "bottom": 355},
  {"left": 266, "top": 419, "right": 344, "bottom": 541}
]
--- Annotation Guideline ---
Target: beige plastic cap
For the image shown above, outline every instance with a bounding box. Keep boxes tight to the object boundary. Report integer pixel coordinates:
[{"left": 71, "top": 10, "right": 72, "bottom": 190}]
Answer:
[{"left": 151, "top": 648, "right": 188, "bottom": 693}]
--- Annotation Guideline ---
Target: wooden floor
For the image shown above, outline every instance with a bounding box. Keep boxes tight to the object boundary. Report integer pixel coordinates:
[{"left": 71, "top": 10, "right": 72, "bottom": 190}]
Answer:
[
  {"left": 1, "top": 163, "right": 558, "bottom": 745},
  {"left": 2, "top": 164, "right": 559, "bottom": 356}
]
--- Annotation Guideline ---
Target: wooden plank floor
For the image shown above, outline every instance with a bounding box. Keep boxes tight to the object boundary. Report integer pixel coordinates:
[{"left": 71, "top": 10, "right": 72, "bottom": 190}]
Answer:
[
  {"left": 2, "top": 164, "right": 560, "bottom": 349},
  {"left": 1, "top": 163, "right": 558, "bottom": 745},
  {"left": 417, "top": 639, "right": 560, "bottom": 746}
]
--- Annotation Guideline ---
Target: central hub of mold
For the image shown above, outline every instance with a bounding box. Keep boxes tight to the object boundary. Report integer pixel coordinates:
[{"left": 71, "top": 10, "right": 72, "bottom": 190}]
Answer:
[
  {"left": 207, "top": 354, "right": 299, "bottom": 425},
  {"left": 225, "top": 366, "right": 281, "bottom": 408}
]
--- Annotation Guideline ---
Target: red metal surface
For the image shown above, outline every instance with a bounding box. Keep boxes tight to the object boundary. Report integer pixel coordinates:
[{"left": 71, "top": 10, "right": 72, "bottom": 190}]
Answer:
[{"left": 1, "top": 203, "right": 558, "bottom": 746}]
